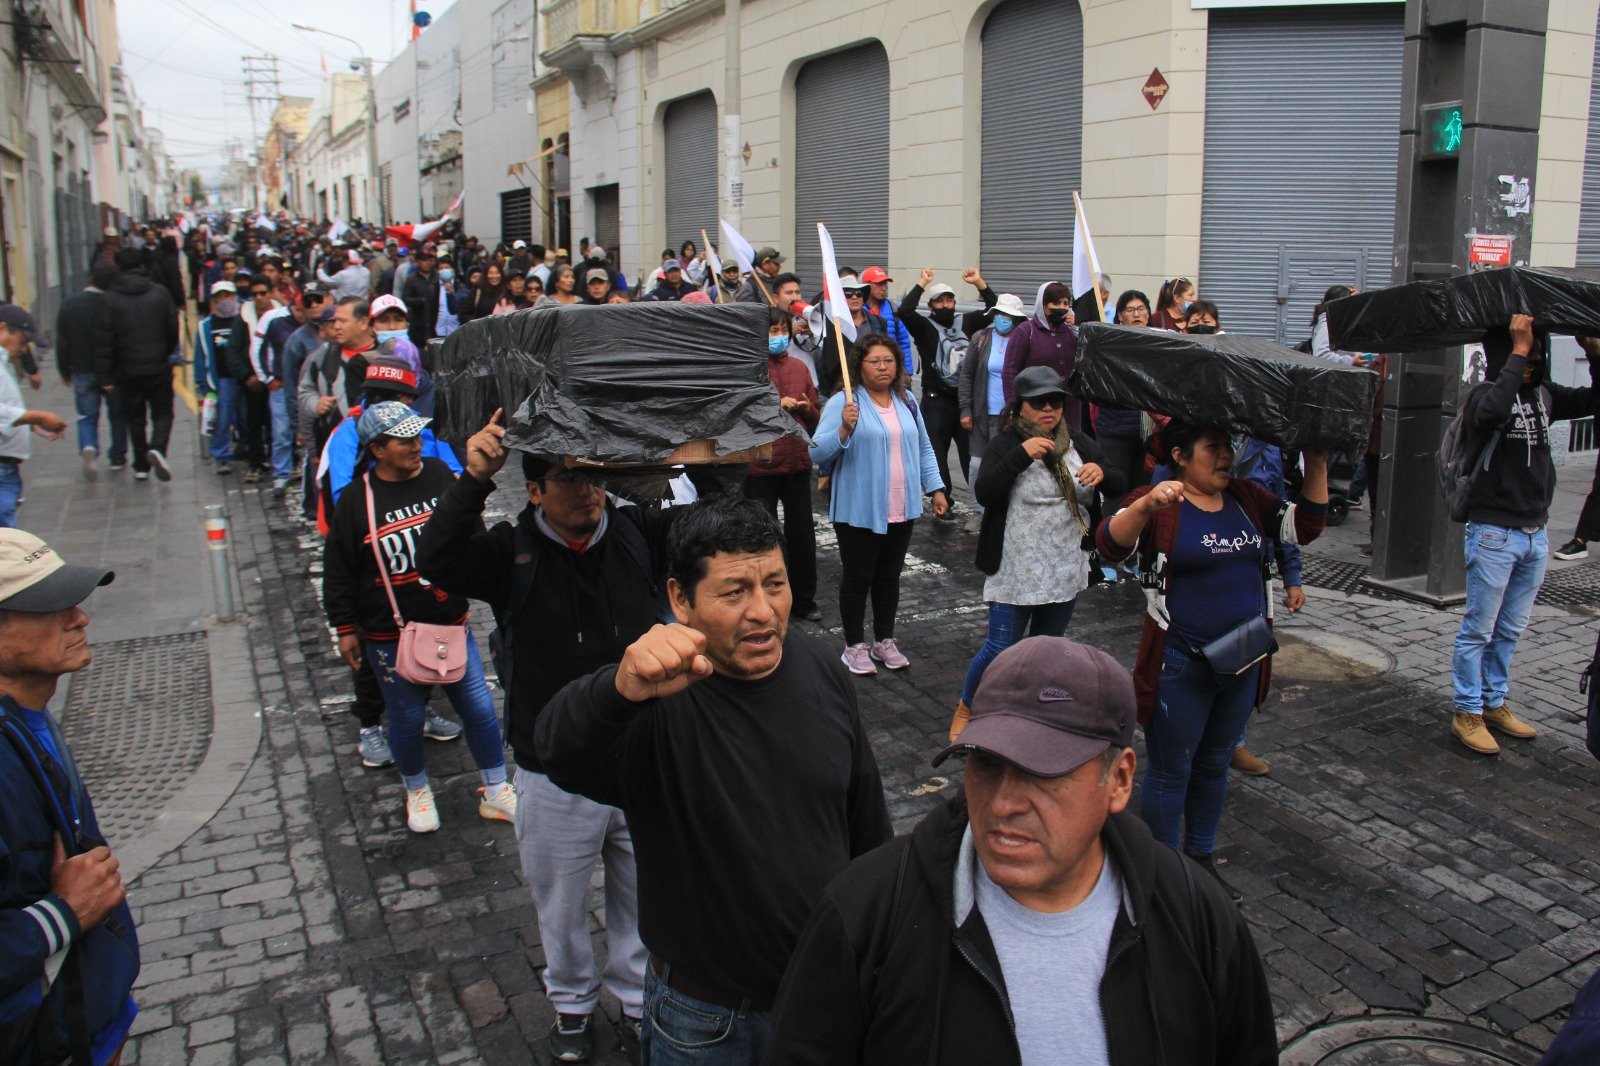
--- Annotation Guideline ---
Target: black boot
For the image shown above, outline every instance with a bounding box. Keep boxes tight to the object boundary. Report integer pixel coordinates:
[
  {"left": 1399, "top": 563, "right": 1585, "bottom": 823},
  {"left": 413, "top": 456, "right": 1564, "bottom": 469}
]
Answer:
[{"left": 1186, "top": 851, "right": 1243, "bottom": 903}]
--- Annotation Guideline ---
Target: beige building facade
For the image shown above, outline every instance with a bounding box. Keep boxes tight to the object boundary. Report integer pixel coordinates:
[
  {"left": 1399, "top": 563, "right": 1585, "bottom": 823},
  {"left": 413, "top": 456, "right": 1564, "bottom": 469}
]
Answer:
[{"left": 543, "top": 0, "right": 1600, "bottom": 344}]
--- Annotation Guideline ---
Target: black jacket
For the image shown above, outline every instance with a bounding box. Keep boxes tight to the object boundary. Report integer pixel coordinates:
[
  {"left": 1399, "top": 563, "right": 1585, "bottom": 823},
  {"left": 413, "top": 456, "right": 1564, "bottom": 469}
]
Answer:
[
  {"left": 401, "top": 268, "right": 442, "bottom": 347},
  {"left": 1462, "top": 351, "right": 1596, "bottom": 528},
  {"left": 101, "top": 270, "right": 179, "bottom": 379},
  {"left": 54, "top": 289, "right": 112, "bottom": 379},
  {"left": 898, "top": 284, "right": 997, "bottom": 398},
  {"left": 767, "top": 796, "right": 1277, "bottom": 1066},
  {"left": 416, "top": 475, "right": 668, "bottom": 772},
  {"left": 973, "top": 424, "right": 1122, "bottom": 576}
]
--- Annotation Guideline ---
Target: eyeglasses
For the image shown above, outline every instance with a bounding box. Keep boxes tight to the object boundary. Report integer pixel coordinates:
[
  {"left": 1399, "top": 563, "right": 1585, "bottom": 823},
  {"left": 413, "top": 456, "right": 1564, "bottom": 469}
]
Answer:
[
  {"left": 861, "top": 359, "right": 898, "bottom": 369},
  {"left": 1025, "top": 395, "right": 1066, "bottom": 410}
]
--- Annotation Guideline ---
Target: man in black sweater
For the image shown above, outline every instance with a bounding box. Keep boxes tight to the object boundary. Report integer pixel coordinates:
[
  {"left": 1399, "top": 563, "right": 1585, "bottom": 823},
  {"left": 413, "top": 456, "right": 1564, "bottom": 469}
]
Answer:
[
  {"left": 1451, "top": 314, "right": 1599, "bottom": 754},
  {"left": 55, "top": 262, "right": 126, "bottom": 479},
  {"left": 535, "top": 494, "right": 892, "bottom": 1065},
  {"left": 100, "top": 248, "right": 179, "bottom": 481},
  {"left": 416, "top": 411, "right": 665, "bottom": 1062}
]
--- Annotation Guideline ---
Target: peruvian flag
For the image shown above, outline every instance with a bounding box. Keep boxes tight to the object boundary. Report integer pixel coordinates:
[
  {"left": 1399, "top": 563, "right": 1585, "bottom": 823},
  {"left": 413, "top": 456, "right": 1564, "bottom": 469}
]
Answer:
[{"left": 385, "top": 190, "right": 464, "bottom": 246}]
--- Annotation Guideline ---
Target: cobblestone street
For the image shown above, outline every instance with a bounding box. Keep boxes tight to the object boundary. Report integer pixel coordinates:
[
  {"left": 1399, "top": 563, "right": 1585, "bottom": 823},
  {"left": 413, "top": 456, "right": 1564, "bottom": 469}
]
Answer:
[{"left": 33, "top": 389, "right": 1582, "bottom": 1065}]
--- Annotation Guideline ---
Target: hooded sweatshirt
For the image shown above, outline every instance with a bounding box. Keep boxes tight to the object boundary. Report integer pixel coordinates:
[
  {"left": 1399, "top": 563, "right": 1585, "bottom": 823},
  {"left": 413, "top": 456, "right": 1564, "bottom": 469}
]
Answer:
[
  {"left": 1462, "top": 333, "right": 1597, "bottom": 528},
  {"left": 1000, "top": 282, "right": 1080, "bottom": 428},
  {"left": 101, "top": 270, "right": 180, "bottom": 378}
]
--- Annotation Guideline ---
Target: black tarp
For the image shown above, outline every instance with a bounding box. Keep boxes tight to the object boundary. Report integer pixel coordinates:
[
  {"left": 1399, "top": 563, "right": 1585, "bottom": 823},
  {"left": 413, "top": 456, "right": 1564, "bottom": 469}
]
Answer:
[
  {"left": 1325, "top": 266, "right": 1600, "bottom": 352},
  {"left": 430, "top": 302, "right": 807, "bottom": 466},
  {"left": 1069, "top": 323, "right": 1380, "bottom": 452}
]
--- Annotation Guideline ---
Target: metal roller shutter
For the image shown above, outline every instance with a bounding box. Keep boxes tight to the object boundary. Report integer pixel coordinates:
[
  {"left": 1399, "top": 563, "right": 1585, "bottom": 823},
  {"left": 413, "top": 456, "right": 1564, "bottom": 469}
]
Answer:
[
  {"left": 980, "top": 0, "right": 1083, "bottom": 298},
  {"left": 1578, "top": 7, "right": 1600, "bottom": 268},
  {"left": 664, "top": 91, "right": 719, "bottom": 256},
  {"left": 794, "top": 43, "right": 889, "bottom": 287},
  {"left": 1199, "top": 5, "right": 1403, "bottom": 343},
  {"left": 500, "top": 188, "right": 532, "bottom": 246}
]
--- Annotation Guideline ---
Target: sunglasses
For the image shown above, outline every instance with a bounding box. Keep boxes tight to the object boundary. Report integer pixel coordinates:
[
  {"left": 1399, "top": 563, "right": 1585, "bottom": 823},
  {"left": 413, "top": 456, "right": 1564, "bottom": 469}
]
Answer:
[{"left": 1024, "top": 395, "right": 1066, "bottom": 410}]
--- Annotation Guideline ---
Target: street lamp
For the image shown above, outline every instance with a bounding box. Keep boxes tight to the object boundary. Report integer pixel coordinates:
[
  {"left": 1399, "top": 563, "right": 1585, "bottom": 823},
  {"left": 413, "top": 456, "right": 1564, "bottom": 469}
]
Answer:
[{"left": 292, "top": 23, "right": 383, "bottom": 225}]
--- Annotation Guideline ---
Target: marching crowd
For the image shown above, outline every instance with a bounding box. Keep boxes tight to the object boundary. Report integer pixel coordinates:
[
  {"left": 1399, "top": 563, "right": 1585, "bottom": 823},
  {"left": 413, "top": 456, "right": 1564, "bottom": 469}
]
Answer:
[{"left": 0, "top": 208, "right": 1597, "bottom": 1066}]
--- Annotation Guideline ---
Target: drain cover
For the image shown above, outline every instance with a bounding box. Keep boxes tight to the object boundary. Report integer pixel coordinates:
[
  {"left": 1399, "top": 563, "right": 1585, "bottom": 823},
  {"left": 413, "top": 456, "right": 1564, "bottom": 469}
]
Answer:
[
  {"left": 1303, "top": 555, "right": 1599, "bottom": 610},
  {"left": 59, "top": 632, "right": 212, "bottom": 845},
  {"left": 1280, "top": 1017, "right": 1542, "bottom": 1065}
]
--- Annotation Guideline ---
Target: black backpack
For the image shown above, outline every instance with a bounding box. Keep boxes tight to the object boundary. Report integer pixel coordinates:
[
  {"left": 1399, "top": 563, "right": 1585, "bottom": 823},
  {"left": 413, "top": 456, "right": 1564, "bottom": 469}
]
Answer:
[{"left": 486, "top": 513, "right": 656, "bottom": 717}]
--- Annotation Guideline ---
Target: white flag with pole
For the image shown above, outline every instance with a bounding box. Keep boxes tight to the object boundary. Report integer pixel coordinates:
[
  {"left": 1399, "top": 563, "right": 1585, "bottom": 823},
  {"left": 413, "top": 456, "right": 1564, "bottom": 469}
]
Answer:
[
  {"left": 327, "top": 218, "right": 349, "bottom": 243},
  {"left": 817, "top": 221, "right": 855, "bottom": 397},
  {"left": 700, "top": 227, "right": 728, "bottom": 303},
  {"left": 1071, "top": 191, "right": 1106, "bottom": 323},
  {"left": 719, "top": 219, "right": 757, "bottom": 277}
]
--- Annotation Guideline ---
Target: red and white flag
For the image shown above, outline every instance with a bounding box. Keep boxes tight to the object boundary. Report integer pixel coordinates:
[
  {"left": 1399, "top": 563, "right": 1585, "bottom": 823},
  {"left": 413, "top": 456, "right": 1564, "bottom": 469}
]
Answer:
[
  {"left": 816, "top": 222, "right": 855, "bottom": 343},
  {"left": 384, "top": 190, "right": 465, "bottom": 246}
]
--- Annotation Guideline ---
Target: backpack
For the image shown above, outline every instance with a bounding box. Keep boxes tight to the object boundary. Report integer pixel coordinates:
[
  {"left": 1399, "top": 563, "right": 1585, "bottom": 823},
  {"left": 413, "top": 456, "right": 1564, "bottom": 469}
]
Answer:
[
  {"left": 1438, "top": 384, "right": 1552, "bottom": 523},
  {"left": 486, "top": 512, "right": 656, "bottom": 719},
  {"left": 932, "top": 322, "right": 969, "bottom": 390}
]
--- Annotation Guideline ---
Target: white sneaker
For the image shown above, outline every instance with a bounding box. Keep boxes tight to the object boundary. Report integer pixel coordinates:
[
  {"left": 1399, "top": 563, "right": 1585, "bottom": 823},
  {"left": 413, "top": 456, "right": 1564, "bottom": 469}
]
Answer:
[
  {"left": 147, "top": 448, "right": 172, "bottom": 482},
  {"left": 81, "top": 446, "right": 98, "bottom": 481},
  {"left": 478, "top": 783, "right": 517, "bottom": 823},
  {"left": 405, "top": 785, "right": 440, "bottom": 833}
]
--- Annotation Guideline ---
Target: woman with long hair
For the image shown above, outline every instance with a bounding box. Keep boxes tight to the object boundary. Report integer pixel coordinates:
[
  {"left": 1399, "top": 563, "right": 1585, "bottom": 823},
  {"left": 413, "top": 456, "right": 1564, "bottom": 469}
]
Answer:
[
  {"left": 1155, "top": 277, "right": 1196, "bottom": 332},
  {"left": 470, "top": 261, "right": 504, "bottom": 320},
  {"left": 494, "top": 272, "right": 534, "bottom": 315},
  {"left": 536, "top": 264, "right": 580, "bottom": 307},
  {"left": 810, "top": 334, "right": 949, "bottom": 674}
]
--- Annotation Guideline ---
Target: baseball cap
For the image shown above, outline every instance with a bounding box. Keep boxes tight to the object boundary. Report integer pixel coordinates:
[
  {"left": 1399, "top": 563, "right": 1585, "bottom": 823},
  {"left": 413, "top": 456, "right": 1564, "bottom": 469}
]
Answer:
[
  {"left": 755, "top": 247, "right": 784, "bottom": 267},
  {"left": 396, "top": 247, "right": 409, "bottom": 257},
  {"left": 0, "top": 304, "right": 39, "bottom": 342},
  {"left": 347, "top": 249, "right": 363, "bottom": 264},
  {"left": 360, "top": 356, "right": 419, "bottom": 395},
  {"left": 663, "top": 260, "right": 683, "bottom": 273},
  {"left": 860, "top": 266, "right": 891, "bottom": 284},
  {"left": 990, "top": 293, "right": 1028, "bottom": 319},
  {"left": 585, "top": 267, "right": 611, "bottom": 285},
  {"left": 419, "top": 243, "right": 438, "bottom": 257},
  {"left": 934, "top": 637, "right": 1135, "bottom": 778},
  {"left": 0, "top": 529, "right": 114, "bottom": 613},
  {"left": 1014, "top": 366, "right": 1067, "bottom": 400},
  {"left": 357, "top": 400, "right": 431, "bottom": 447},
  {"left": 369, "top": 294, "right": 409, "bottom": 319},
  {"left": 512, "top": 239, "right": 527, "bottom": 249},
  {"left": 300, "top": 281, "right": 328, "bottom": 298},
  {"left": 316, "top": 305, "right": 337, "bottom": 323},
  {"left": 924, "top": 283, "right": 956, "bottom": 303}
]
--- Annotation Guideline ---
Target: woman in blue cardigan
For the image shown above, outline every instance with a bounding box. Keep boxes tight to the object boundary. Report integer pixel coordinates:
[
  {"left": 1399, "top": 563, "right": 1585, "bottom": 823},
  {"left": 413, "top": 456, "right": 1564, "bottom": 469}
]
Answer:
[{"left": 812, "top": 333, "right": 949, "bottom": 675}]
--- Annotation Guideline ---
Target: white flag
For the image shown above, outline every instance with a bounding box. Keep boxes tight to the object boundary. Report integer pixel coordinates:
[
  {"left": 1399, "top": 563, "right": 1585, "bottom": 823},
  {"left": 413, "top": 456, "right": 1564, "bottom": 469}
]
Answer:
[
  {"left": 254, "top": 213, "right": 277, "bottom": 233},
  {"left": 327, "top": 218, "right": 349, "bottom": 243},
  {"left": 443, "top": 189, "right": 465, "bottom": 219},
  {"left": 1071, "top": 191, "right": 1101, "bottom": 302},
  {"left": 816, "top": 222, "right": 855, "bottom": 343},
  {"left": 719, "top": 219, "right": 756, "bottom": 277},
  {"left": 705, "top": 240, "right": 724, "bottom": 276}
]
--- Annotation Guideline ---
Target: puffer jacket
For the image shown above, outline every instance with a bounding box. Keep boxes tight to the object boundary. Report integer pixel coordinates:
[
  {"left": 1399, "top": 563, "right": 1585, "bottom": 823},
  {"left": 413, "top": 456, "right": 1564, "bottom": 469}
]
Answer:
[{"left": 101, "top": 271, "right": 179, "bottom": 379}]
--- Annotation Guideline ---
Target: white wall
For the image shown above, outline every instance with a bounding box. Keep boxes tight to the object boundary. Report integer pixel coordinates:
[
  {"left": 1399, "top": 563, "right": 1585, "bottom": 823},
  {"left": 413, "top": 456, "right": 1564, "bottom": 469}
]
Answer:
[
  {"left": 376, "top": 48, "right": 420, "bottom": 223},
  {"left": 459, "top": 0, "right": 540, "bottom": 244}
]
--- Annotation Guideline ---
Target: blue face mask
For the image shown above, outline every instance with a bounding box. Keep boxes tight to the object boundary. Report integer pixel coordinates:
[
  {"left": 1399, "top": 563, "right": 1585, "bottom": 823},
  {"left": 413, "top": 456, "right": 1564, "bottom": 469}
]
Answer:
[
  {"left": 994, "top": 317, "right": 1017, "bottom": 336},
  {"left": 768, "top": 335, "right": 789, "bottom": 355},
  {"left": 376, "top": 329, "right": 408, "bottom": 345},
  {"left": 439, "top": 268, "right": 455, "bottom": 282}
]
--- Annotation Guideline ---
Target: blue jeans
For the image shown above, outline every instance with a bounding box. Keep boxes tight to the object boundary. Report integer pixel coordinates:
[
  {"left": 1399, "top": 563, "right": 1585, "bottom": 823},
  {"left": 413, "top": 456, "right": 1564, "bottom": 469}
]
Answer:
[
  {"left": 365, "top": 636, "right": 506, "bottom": 792},
  {"left": 0, "top": 462, "right": 20, "bottom": 527},
  {"left": 1453, "top": 523, "right": 1549, "bottom": 714},
  {"left": 73, "top": 375, "right": 127, "bottom": 464},
  {"left": 641, "top": 964, "right": 771, "bottom": 1065},
  {"left": 961, "top": 600, "right": 1077, "bottom": 704},
  {"left": 210, "top": 377, "right": 240, "bottom": 464},
  {"left": 1140, "top": 644, "right": 1261, "bottom": 857},
  {"left": 268, "top": 385, "right": 294, "bottom": 479}
]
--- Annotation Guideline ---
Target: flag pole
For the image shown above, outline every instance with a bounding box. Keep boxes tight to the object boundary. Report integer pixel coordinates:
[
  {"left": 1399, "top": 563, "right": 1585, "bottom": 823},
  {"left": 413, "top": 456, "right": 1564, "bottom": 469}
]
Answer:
[
  {"left": 751, "top": 270, "right": 776, "bottom": 307},
  {"left": 1074, "top": 191, "right": 1107, "bottom": 323},
  {"left": 832, "top": 318, "right": 853, "bottom": 398},
  {"left": 700, "top": 228, "right": 727, "bottom": 304}
]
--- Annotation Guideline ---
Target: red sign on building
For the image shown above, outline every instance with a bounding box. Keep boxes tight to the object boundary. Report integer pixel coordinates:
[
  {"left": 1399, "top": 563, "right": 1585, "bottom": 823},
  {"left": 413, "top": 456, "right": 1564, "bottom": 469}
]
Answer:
[
  {"left": 1142, "top": 69, "right": 1170, "bottom": 111},
  {"left": 1468, "top": 234, "right": 1513, "bottom": 268}
]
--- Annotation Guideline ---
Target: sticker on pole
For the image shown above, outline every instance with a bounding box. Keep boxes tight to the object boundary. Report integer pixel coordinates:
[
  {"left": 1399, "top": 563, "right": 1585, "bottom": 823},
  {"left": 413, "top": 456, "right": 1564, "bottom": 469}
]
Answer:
[{"left": 1467, "top": 234, "right": 1513, "bottom": 270}]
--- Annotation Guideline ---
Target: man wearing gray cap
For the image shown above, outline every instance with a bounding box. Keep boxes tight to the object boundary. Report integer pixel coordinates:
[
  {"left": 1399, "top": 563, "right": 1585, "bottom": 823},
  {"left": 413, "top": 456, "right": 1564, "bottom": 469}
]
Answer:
[
  {"left": 0, "top": 529, "right": 139, "bottom": 1064},
  {"left": 767, "top": 636, "right": 1275, "bottom": 1065}
]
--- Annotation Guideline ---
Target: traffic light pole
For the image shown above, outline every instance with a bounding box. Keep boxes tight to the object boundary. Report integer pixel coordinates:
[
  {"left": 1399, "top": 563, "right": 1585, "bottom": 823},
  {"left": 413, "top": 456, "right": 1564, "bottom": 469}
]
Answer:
[{"left": 1364, "top": 0, "right": 1548, "bottom": 606}]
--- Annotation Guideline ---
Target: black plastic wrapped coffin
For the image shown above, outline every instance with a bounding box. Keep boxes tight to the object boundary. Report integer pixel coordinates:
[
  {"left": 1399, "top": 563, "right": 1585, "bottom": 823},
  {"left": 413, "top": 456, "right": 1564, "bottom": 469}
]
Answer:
[
  {"left": 429, "top": 302, "right": 809, "bottom": 465},
  {"left": 1324, "top": 266, "right": 1600, "bottom": 352},
  {"left": 1069, "top": 323, "right": 1380, "bottom": 453}
]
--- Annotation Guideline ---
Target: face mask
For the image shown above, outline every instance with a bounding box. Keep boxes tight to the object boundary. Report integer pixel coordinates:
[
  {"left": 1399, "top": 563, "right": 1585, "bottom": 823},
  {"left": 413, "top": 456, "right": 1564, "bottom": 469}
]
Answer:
[
  {"left": 768, "top": 336, "right": 790, "bottom": 355},
  {"left": 993, "top": 317, "right": 1017, "bottom": 336},
  {"left": 212, "top": 296, "right": 239, "bottom": 317},
  {"left": 1181, "top": 300, "right": 1194, "bottom": 314},
  {"left": 439, "top": 268, "right": 454, "bottom": 282},
  {"left": 376, "top": 329, "right": 408, "bottom": 345},
  {"left": 930, "top": 307, "right": 957, "bottom": 328},
  {"left": 1046, "top": 309, "right": 1068, "bottom": 328},
  {"left": 1188, "top": 323, "right": 1218, "bottom": 335}
]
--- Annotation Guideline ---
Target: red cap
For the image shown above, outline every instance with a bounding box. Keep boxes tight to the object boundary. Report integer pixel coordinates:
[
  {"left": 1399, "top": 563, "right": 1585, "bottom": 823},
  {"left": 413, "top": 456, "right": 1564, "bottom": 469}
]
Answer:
[{"left": 859, "top": 266, "right": 892, "bottom": 284}]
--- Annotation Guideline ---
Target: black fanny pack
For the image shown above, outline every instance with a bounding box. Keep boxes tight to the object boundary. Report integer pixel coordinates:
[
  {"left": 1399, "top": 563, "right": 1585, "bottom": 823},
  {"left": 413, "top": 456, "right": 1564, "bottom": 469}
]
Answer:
[{"left": 1181, "top": 616, "right": 1278, "bottom": 677}]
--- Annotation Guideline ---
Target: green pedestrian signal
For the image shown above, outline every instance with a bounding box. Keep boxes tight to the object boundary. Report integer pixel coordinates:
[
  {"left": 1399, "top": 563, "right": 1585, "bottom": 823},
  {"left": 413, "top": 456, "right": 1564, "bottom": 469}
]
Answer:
[{"left": 1421, "top": 102, "right": 1463, "bottom": 161}]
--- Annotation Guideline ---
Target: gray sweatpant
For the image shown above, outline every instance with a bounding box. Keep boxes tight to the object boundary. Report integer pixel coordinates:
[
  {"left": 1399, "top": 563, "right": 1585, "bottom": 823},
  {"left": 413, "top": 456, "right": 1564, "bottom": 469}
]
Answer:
[{"left": 513, "top": 768, "right": 646, "bottom": 1016}]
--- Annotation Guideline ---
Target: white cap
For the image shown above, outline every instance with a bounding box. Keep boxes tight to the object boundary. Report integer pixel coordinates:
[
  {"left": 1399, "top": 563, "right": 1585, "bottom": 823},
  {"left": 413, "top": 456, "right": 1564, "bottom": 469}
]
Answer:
[
  {"left": 513, "top": 240, "right": 527, "bottom": 249},
  {"left": 924, "top": 283, "right": 956, "bottom": 303},
  {"left": 990, "top": 293, "right": 1028, "bottom": 319},
  {"left": 368, "top": 293, "right": 408, "bottom": 319}
]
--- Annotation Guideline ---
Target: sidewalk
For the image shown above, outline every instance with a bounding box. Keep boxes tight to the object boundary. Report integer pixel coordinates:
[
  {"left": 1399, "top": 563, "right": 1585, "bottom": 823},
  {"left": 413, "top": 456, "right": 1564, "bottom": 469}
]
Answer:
[{"left": 15, "top": 380, "right": 1595, "bottom": 1063}]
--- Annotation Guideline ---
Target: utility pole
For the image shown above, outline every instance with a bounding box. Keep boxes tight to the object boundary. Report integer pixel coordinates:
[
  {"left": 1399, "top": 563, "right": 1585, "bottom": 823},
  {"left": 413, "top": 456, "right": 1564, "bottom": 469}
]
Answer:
[
  {"left": 242, "top": 54, "right": 282, "bottom": 212},
  {"left": 1366, "top": 1, "right": 1547, "bottom": 605}
]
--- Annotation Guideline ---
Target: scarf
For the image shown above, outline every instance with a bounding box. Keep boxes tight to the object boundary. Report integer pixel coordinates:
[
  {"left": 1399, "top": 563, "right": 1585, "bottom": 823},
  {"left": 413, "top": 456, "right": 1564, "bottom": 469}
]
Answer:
[{"left": 1017, "top": 415, "right": 1088, "bottom": 535}]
